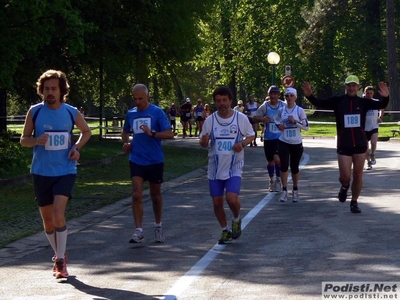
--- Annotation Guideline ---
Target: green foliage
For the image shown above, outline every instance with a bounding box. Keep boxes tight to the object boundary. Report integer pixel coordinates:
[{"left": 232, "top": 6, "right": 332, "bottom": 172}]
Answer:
[
  {"left": 0, "top": 131, "right": 30, "bottom": 178},
  {"left": 1, "top": 0, "right": 399, "bottom": 116}
]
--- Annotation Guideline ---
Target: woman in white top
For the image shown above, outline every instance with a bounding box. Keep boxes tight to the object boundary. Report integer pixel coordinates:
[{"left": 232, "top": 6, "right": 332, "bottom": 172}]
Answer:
[{"left": 275, "top": 87, "right": 309, "bottom": 202}]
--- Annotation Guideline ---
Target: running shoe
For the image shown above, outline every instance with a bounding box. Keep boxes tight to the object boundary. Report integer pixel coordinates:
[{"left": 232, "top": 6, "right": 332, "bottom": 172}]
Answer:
[
  {"left": 55, "top": 258, "right": 68, "bottom": 279},
  {"left": 338, "top": 186, "right": 348, "bottom": 203},
  {"left": 274, "top": 178, "right": 282, "bottom": 192},
  {"left": 260, "top": 136, "right": 264, "bottom": 142},
  {"left": 279, "top": 190, "right": 288, "bottom": 202},
  {"left": 292, "top": 190, "right": 299, "bottom": 202},
  {"left": 154, "top": 226, "right": 165, "bottom": 243},
  {"left": 129, "top": 229, "right": 144, "bottom": 243},
  {"left": 231, "top": 219, "right": 242, "bottom": 239},
  {"left": 218, "top": 230, "right": 233, "bottom": 244},
  {"left": 269, "top": 179, "right": 275, "bottom": 192},
  {"left": 366, "top": 162, "right": 372, "bottom": 170},
  {"left": 52, "top": 253, "right": 68, "bottom": 275},
  {"left": 370, "top": 154, "right": 376, "bottom": 165},
  {"left": 350, "top": 202, "right": 361, "bottom": 213}
]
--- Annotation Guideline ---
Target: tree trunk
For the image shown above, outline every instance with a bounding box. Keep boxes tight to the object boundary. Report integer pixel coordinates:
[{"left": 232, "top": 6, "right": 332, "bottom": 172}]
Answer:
[
  {"left": 0, "top": 88, "right": 7, "bottom": 133},
  {"left": 169, "top": 69, "right": 184, "bottom": 104},
  {"left": 386, "top": 0, "right": 400, "bottom": 120}
]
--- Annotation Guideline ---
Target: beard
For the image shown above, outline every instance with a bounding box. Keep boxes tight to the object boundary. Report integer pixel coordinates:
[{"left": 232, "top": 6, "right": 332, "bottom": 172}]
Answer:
[{"left": 46, "top": 97, "right": 57, "bottom": 105}]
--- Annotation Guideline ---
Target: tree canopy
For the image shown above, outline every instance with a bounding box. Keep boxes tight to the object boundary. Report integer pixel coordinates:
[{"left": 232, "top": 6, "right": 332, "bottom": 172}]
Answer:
[{"left": 1, "top": 0, "right": 399, "bottom": 130}]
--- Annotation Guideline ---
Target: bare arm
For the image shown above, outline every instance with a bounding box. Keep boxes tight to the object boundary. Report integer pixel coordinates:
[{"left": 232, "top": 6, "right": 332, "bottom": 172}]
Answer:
[
  {"left": 20, "top": 108, "right": 38, "bottom": 147},
  {"left": 73, "top": 112, "right": 92, "bottom": 150}
]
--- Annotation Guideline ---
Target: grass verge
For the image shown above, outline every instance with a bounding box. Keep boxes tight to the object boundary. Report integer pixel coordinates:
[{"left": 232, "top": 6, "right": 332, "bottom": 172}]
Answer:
[{"left": 0, "top": 142, "right": 208, "bottom": 248}]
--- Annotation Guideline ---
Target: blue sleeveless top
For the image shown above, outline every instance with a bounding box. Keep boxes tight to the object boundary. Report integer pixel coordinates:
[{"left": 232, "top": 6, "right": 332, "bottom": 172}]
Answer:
[
  {"left": 264, "top": 100, "right": 285, "bottom": 140},
  {"left": 30, "top": 102, "right": 77, "bottom": 176}
]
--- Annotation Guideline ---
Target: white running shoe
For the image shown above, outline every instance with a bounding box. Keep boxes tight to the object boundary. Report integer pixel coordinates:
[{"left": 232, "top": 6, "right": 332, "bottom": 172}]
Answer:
[
  {"left": 129, "top": 229, "right": 144, "bottom": 243},
  {"left": 370, "top": 154, "right": 376, "bottom": 165},
  {"left": 154, "top": 226, "right": 165, "bottom": 243},
  {"left": 274, "top": 178, "right": 282, "bottom": 192},
  {"left": 269, "top": 179, "right": 275, "bottom": 192},
  {"left": 292, "top": 190, "right": 299, "bottom": 202},
  {"left": 279, "top": 190, "right": 288, "bottom": 202}
]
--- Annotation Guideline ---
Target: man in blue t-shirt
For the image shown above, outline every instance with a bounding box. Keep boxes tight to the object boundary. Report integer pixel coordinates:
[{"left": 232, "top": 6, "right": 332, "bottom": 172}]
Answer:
[{"left": 121, "top": 83, "right": 173, "bottom": 244}]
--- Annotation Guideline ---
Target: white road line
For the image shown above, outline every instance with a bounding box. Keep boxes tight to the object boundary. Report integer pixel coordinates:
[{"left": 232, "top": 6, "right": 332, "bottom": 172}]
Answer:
[{"left": 162, "top": 153, "right": 310, "bottom": 300}]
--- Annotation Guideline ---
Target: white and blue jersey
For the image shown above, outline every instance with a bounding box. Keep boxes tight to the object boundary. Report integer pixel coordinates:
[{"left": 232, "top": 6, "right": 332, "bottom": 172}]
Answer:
[
  {"left": 200, "top": 110, "right": 254, "bottom": 180},
  {"left": 265, "top": 100, "right": 285, "bottom": 140},
  {"left": 30, "top": 102, "right": 77, "bottom": 176},
  {"left": 123, "top": 104, "right": 171, "bottom": 165},
  {"left": 246, "top": 102, "right": 258, "bottom": 118},
  {"left": 276, "top": 105, "right": 309, "bottom": 145},
  {"left": 365, "top": 99, "right": 380, "bottom": 131}
]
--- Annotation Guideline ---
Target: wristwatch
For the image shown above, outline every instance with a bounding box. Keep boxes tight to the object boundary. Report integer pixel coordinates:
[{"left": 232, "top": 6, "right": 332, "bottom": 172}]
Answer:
[{"left": 151, "top": 130, "right": 156, "bottom": 137}]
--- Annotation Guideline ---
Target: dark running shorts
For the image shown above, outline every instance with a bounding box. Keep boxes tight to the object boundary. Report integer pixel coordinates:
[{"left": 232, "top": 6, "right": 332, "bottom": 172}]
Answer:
[
  {"left": 337, "top": 145, "right": 368, "bottom": 156},
  {"left": 129, "top": 161, "right": 164, "bottom": 183},
  {"left": 33, "top": 174, "right": 76, "bottom": 207},
  {"left": 365, "top": 128, "right": 378, "bottom": 141}
]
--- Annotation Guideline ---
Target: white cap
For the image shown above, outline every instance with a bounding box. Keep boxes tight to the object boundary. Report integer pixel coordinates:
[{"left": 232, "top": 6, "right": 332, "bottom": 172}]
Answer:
[
  {"left": 284, "top": 87, "right": 297, "bottom": 97},
  {"left": 186, "top": 98, "right": 191, "bottom": 102}
]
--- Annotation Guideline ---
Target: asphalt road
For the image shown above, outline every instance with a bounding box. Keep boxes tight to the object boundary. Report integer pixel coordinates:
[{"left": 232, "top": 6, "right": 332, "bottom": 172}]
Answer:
[{"left": 1, "top": 137, "right": 399, "bottom": 300}]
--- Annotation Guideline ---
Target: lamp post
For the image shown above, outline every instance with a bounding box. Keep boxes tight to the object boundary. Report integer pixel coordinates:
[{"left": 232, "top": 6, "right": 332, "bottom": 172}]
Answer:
[{"left": 267, "top": 52, "right": 280, "bottom": 85}]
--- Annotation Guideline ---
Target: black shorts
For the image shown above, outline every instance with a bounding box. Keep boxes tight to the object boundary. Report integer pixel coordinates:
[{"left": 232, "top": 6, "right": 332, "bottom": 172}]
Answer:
[
  {"left": 170, "top": 119, "right": 176, "bottom": 126},
  {"left": 33, "top": 174, "right": 76, "bottom": 207},
  {"left": 129, "top": 161, "right": 164, "bottom": 184},
  {"left": 248, "top": 117, "right": 255, "bottom": 125},
  {"left": 337, "top": 146, "right": 368, "bottom": 156},
  {"left": 365, "top": 128, "right": 378, "bottom": 141},
  {"left": 181, "top": 116, "right": 191, "bottom": 123},
  {"left": 263, "top": 139, "right": 280, "bottom": 162},
  {"left": 195, "top": 116, "right": 204, "bottom": 122}
]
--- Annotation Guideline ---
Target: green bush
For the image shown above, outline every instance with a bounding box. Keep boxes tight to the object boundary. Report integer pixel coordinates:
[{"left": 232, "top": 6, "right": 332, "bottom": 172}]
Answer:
[{"left": 0, "top": 130, "right": 30, "bottom": 178}]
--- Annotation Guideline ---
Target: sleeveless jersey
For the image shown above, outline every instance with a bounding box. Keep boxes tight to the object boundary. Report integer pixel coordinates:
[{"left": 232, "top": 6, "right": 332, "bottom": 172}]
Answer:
[
  {"left": 264, "top": 100, "right": 285, "bottom": 140},
  {"left": 201, "top": 110, "right": 254, "bottom": 180},
  {"left": 277, "top": 105, "right": 306, "bottom": 145},
  {"left": 365, "top": 99, "right": 380, "bottom": 131},
  {"left": 246, "top": 102, "right": 258, "bottom": 118},
  {"left": 194, "top": 105, "right": 204, "bottom": 118},
  {"left": 169, "top": 107, "right": 177, "bottom": 120},
  {"left": 30, "top": 102, "right": 77, "bottom": 176}
]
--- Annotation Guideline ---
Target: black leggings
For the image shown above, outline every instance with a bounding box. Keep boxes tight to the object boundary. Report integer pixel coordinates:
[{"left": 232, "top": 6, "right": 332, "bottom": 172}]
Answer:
[{"left": 278, "top": 141, "right": 303, "bottom": 174}]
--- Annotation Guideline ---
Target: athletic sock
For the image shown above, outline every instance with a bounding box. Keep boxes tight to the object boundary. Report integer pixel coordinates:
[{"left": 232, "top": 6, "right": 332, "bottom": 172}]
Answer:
[
  {"left": 45, "top": 230, "right": 57, "bottom": 253},
  {"left": 55, "top": 226, "right": 68, "bottom": 259},
  {"left": 267, "top": 165, "right": 275, "bottom": 178},
  {"left": 275, "top": 164, "right": 281, "bottom": 178}
]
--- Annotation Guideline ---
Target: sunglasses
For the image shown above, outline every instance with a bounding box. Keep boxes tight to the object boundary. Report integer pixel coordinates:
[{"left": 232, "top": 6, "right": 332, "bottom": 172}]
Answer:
[{"left": 285, "top": 94, "right": 296, "bottom": 97}]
